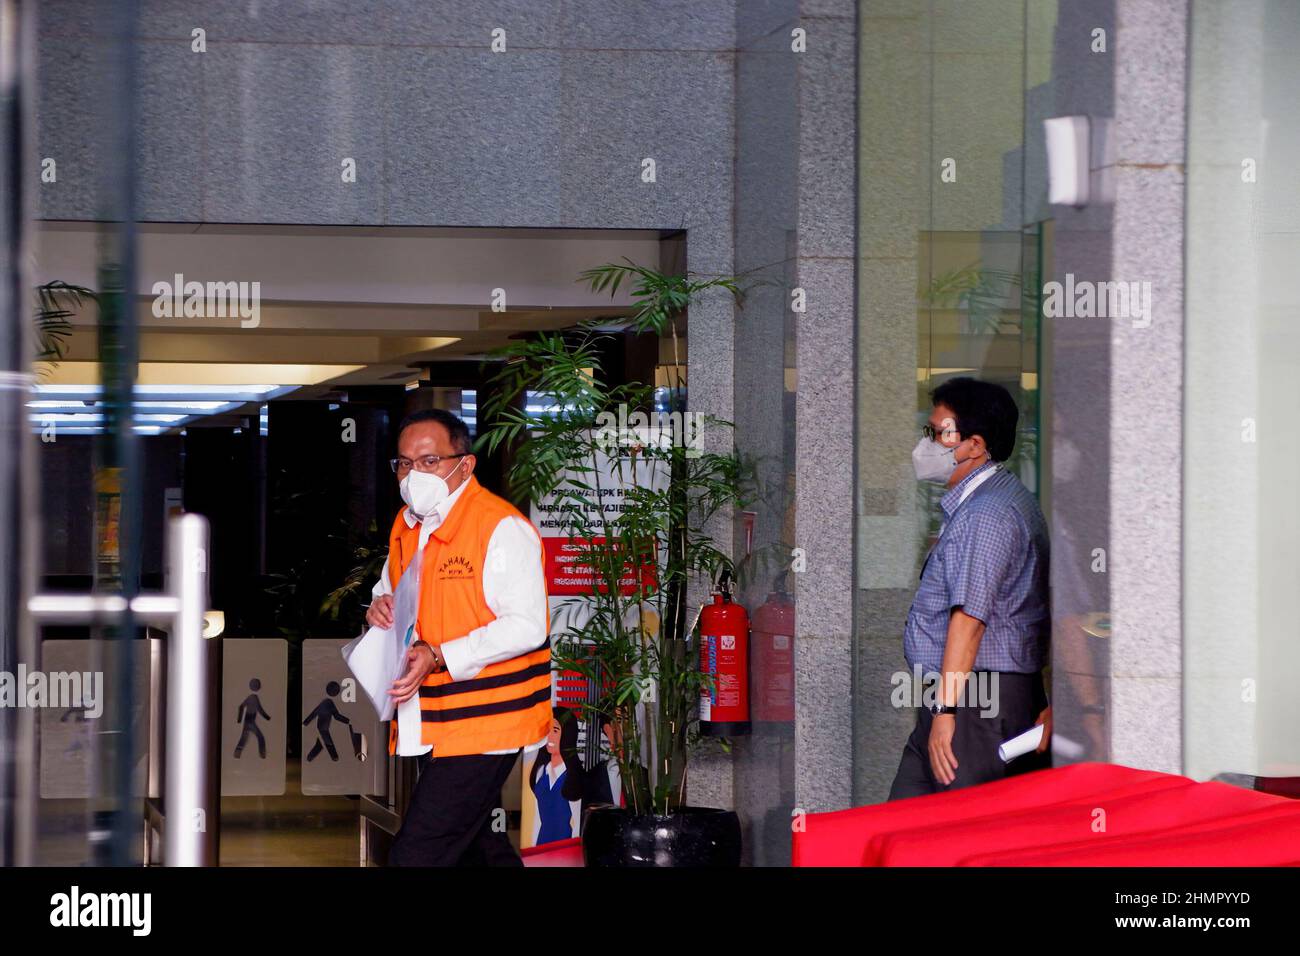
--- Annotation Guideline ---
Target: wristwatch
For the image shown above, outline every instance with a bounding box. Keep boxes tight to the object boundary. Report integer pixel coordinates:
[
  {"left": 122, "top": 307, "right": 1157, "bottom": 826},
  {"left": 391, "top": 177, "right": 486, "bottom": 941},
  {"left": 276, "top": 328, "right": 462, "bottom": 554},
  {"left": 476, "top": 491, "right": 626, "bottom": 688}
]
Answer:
[
  {"left": 414, "top": 639, "right": 445, "bottom": 673},
  {"left": 930, "top": 702, "right": 955, "bottom": 717}
]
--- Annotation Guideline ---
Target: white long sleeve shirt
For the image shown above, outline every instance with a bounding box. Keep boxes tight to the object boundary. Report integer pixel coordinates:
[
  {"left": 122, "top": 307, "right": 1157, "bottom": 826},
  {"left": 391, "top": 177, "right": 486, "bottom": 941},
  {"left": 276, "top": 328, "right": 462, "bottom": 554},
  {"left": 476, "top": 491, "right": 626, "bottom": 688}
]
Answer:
[{"left": 373, "top": 477, "right": 550, "bottom": 756}]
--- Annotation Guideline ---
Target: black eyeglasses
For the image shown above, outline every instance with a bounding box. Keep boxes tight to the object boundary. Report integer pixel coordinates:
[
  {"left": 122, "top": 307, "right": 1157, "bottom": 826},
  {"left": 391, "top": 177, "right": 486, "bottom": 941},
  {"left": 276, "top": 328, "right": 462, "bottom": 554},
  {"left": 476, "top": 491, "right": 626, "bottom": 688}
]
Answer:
[
  {"left": 922, "top": 423, "right": 960, "bottom": 442},
  {"left": 389, "top": 453, "right": 468, "bottom": 475}
]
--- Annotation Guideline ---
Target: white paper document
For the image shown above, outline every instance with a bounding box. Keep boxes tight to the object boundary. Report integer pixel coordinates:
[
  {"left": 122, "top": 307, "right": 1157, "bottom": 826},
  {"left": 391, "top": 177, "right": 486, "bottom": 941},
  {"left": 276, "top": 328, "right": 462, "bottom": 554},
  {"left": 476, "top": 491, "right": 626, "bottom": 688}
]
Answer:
[
  {"left": 340, "top": 553, "right": 422, "bottom": 723},
  {"left": 1051, "top": 733, "right": 1085, "bottom": 760},
  {"left": 997, "top": 723, "right": 1045, "bottom": 763}
]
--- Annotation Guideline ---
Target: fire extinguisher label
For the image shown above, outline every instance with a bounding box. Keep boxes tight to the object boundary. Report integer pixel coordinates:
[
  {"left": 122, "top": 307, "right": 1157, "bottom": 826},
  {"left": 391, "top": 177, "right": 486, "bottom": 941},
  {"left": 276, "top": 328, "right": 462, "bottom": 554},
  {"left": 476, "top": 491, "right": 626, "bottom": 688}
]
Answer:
[
  {"left": 704, "top": 631, "right": 742, "bottom": 710},
  {"left": 700, "top": 634, "right": 717, "bottom": 721},
  {"left": 715, "top": 671, "right": 740, "bottom": 709}
]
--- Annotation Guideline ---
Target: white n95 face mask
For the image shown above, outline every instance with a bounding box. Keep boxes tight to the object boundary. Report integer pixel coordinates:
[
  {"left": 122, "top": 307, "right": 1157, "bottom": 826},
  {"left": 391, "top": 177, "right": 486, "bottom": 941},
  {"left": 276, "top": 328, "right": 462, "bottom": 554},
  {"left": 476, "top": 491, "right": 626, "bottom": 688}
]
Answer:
[
  {"left": 912, "top": 437, "right": 958, "bottom": 483},
  {"left": 400, "top": 460, "right": 463, "bottom": 519}
]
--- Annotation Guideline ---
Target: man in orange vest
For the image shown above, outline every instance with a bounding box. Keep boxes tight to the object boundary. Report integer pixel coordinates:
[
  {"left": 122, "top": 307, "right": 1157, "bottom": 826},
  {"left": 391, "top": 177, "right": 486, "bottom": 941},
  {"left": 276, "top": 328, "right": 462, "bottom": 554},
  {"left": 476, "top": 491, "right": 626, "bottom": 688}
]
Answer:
[{"left": 368, "top": 408, "right": 552, "bottom": 866}]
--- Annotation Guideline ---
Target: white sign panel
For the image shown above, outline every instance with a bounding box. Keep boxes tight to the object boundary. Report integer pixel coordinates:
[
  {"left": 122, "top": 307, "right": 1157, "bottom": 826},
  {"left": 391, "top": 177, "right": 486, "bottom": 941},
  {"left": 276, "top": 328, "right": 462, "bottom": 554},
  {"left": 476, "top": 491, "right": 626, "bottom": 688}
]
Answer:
[
  {"left": 220, "top": 639, "right": 287, "bottom": 796},
  {"left": 38, "top": 639, "right": 149, "bottom": 799},
  {"left": 301, "top": 638, "right": 384, "bottom": 796}
]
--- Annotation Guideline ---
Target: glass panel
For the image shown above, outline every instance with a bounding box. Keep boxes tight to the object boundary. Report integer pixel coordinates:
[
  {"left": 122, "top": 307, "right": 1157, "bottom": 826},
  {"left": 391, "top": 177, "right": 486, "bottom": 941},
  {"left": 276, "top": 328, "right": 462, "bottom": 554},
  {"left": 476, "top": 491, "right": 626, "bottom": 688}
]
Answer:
[
  {"left": 25, "top": 4, "right": 146, "bottom": 864},
  {"left": 1184, "top": 0, "right": 1300, "bottom": 779},
  {"left": 855, "top": 0, "right": 1044, "bottom": 803}
]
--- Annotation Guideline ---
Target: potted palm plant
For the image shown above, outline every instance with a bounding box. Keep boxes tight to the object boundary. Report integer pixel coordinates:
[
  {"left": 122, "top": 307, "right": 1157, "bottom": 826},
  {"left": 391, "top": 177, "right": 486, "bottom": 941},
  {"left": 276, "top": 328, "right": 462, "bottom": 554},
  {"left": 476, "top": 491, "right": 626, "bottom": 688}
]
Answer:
[{"left": 477, "top": 261, "right": 748, "bottom": 866}]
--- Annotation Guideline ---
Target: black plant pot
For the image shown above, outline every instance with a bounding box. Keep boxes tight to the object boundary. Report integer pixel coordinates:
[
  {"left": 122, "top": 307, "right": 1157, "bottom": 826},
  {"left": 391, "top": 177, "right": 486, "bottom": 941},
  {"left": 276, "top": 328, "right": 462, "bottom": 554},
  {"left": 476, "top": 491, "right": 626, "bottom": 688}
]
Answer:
[{"left": 582, "top": 806, "right": 742, "bottom": 867}]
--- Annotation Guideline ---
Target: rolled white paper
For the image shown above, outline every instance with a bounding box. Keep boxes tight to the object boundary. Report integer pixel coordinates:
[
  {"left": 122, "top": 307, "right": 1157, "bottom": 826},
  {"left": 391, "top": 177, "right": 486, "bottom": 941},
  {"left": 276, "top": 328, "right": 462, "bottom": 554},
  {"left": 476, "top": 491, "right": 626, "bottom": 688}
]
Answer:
[
  {"left": 998, "top": 723, "right": 1045, "bottom": 763},
  {"left": 1051, "top": 733, "right": 1086, "bottom": 760}
]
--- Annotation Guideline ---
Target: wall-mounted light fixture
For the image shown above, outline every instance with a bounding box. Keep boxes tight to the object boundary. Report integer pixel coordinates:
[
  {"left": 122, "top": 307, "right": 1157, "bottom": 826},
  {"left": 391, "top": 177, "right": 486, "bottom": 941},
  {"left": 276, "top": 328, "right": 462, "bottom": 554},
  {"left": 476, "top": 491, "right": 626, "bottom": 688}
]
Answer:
[
  {"left": 1045, "top": 115, "right": 1116, "bottom": 209},
  {"left": 1045, "top": 116, "right": 1092, "bottom": 207},
  {"left": 203, "top": 610, "right": 225, "bottom": 639}
]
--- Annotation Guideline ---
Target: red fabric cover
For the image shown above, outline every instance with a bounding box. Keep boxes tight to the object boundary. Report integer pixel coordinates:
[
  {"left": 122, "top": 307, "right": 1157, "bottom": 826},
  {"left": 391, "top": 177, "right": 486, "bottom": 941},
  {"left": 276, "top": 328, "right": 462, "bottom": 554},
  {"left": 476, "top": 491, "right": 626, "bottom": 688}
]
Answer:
[
  {"left": 792, "top": 763, "right": 1185, "bottom": 866},
  {"left": 962, "top": 801, "right": 1300, "bottom": 866},
  {"left": 875, "top": 781, "right": 1285, "bottom": 866},
  {"left": 520, "top": 837, "right": 584, "bottom": 867},
  {"left": 1255, "top": 777, "right": 1300, "bottom": 800}
]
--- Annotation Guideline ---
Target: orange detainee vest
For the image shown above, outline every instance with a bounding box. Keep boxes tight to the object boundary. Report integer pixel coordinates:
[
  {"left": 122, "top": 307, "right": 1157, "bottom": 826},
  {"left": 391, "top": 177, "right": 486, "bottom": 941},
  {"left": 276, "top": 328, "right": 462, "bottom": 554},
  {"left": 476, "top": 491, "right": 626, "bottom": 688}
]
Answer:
[{"left": 385, "top": 476, "right": 551, "bottom": 757}]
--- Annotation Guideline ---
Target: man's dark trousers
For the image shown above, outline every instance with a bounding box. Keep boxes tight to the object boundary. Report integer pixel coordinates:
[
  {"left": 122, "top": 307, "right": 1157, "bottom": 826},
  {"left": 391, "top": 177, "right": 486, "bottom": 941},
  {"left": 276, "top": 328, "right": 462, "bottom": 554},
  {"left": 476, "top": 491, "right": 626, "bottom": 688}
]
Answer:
[
  {"left": 389, "top": 749, "right": 523, "bottom": 866},
  {"left": 887, "top": 671, "right": 1049, "bottom": 801}
]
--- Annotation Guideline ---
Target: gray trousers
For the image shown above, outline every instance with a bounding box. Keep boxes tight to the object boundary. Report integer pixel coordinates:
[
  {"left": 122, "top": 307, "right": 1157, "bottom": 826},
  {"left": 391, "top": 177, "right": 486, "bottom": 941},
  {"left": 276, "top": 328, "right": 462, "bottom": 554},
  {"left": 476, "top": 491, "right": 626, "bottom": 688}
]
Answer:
[{"left": 887, "top": 670, "right": 1049, "bottom": 801}]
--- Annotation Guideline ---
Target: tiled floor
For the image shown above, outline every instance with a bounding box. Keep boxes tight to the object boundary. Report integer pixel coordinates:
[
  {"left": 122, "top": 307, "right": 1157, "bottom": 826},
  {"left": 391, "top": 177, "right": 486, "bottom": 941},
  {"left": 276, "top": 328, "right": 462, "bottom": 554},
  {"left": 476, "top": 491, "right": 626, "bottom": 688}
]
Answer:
[
  {"left": 219, "top": 761, "right": 358, "bottom": 866},
  {"left": 35, "top": 758, "right": 532, "bottom": 865},
  {"left": 35, "top": 759, "right": 357, "bottom": 866}
]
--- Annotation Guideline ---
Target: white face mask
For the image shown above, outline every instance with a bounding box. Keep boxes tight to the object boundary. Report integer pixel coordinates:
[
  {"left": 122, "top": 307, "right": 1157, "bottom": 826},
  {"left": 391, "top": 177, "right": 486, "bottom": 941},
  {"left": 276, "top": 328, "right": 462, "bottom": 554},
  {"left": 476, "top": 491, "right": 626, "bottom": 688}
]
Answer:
[
  {"left": 912, "top": 436, "right": 959, "bottom": 484},
  {"left": 400, "top": 459, "right": 465, "bottom": 519}
]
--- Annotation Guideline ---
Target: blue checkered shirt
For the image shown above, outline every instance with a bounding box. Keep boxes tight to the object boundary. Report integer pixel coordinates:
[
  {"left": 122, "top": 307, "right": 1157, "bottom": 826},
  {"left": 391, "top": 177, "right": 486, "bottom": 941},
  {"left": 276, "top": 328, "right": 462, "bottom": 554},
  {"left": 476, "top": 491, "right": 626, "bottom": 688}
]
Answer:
[{"left": 903, "top": 461, "right": 1050, "bottom": 673}]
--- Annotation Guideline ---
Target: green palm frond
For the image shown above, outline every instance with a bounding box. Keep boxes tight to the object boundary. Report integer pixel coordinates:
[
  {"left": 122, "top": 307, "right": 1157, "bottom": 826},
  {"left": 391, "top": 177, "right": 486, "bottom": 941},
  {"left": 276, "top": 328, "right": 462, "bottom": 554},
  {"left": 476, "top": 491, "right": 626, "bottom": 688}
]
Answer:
[
  {"left": 478, "top": 261, "right": 750, "bottom": 815},
  {"left": 34, "top": 280, "right": 96, "bottom": 376}
]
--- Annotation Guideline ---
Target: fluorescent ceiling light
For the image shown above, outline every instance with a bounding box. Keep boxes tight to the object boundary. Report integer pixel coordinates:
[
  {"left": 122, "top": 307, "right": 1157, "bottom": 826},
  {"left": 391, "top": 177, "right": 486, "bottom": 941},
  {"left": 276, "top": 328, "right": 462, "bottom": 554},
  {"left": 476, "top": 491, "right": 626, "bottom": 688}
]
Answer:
[
  {"left": 134, "top": 400, "right": 230, "bottom": 410},
  {"left": 133, "top": 384, "right": 289, "bottom": 397},
  {"left": 29, "top": 383, "right": 297, "bottom": 434},
  {"left": 33, "top": 383, "right": 289, "bottom": 398},
  {"left": 30, "top": 425, "right": 167, "bottom": 436},
  {"left": 29, "top": 412, "right": 188, "bottom": 423}
]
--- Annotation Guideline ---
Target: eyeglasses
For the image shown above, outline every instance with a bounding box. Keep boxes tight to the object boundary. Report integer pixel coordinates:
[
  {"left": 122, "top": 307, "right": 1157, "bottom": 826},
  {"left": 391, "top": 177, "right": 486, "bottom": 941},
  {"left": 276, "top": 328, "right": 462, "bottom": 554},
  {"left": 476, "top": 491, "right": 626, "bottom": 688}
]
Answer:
[
  {"left": 922, "top": 423, "right": 960, "bottom": 442},
  {"left": 389, "top": 453, "right": 468, "bottom": 475}
]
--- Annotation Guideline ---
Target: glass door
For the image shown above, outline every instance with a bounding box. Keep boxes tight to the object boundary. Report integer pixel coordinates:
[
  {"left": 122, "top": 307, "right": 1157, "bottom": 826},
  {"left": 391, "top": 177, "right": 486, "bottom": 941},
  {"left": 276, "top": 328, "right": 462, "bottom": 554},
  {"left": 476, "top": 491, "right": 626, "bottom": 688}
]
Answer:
[
  {"left": 2, "top": 1, "right": 150, "bottom": 866},
  {"left": 854, "top": 0, "right": 1047, "bottom": 804}
]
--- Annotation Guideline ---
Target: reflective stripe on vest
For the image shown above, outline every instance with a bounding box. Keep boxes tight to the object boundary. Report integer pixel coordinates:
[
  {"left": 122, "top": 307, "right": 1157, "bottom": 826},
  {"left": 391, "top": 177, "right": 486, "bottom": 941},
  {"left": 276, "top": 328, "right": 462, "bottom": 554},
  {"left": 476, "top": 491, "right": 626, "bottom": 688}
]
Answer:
[{"left": 385, "top": 475, "right": 552, "bottom": 757}]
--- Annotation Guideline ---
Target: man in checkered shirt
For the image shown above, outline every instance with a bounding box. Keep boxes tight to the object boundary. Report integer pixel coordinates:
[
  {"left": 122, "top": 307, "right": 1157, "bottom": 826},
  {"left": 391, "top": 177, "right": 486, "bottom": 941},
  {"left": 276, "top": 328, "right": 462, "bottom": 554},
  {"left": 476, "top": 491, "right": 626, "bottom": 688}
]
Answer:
[{"left": 888, "top": 377, "right": 1052, "bottom": 800}]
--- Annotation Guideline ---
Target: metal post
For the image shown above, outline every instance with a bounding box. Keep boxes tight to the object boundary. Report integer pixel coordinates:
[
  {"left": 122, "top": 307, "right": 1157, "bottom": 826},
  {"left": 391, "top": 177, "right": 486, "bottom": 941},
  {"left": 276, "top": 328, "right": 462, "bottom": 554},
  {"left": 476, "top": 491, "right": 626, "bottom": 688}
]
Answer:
[
  {"left": 163, "top": 513, "right": 218, "bottom": 866},
  {"left": 29, "top": 512, "right": 221, "bottom": 866}
]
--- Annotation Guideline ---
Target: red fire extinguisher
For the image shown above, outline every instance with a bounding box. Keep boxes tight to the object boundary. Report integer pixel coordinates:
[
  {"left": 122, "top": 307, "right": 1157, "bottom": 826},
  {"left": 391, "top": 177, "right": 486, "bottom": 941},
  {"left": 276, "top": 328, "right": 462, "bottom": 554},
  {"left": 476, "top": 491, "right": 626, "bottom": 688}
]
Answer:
[
  {"left": 699, "top": 570, "right": 751, "bottom": 736},
  {"left": 751, "top": 575, "right": 795, "bottom": 733}
]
